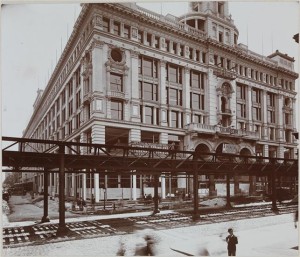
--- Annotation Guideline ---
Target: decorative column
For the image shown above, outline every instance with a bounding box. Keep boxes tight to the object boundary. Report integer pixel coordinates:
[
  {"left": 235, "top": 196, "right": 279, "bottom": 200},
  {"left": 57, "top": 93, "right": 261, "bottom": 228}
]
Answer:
[
  {"left": 132, "top": 174, "right": 137, "bottom": 201},
  {"left": 292, "top": 98, "right": 296, "bottom": 129},
  {"left": 161, "top": 175, "right": 166, "bottom": 199},
  {"left": 183, "top": 67, "right": 191, "bottom": 127},
  {"left": 276, "top": 95, "right": 284, "bottom": 142},
  {"left": 82, "top": 174, "right": 87, "bottom": 201},
  {"left": 262, "top": 90, "right": 268, "bottom": 140},
  {"left": 130, "top": 50, "right": 140, "bottom": 123},
  {"left": 160, "top": 60, "right": 168, "bottom": 126},
  {"left": 92, "top": 124, "right": 105, "bottom": 202}
]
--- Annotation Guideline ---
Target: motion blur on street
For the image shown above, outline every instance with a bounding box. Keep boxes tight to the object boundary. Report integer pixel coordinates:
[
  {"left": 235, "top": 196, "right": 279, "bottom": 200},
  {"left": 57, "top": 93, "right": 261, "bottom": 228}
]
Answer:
[{"left": 2, "top": 193, "right": 298, "bottom": 256}]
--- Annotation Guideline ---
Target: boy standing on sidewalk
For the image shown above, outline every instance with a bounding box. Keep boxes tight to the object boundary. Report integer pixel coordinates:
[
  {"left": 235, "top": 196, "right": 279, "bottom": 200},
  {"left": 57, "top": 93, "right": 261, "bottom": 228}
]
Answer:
[{"left": 226, "top": 228, "right": 238, "bottom": 256}]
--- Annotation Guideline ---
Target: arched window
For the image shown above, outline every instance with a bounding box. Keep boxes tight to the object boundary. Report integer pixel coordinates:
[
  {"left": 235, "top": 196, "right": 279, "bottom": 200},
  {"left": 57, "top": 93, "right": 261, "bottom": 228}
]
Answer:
[{"left": 221, "top": 97, "right": 226, "bottom": 112}]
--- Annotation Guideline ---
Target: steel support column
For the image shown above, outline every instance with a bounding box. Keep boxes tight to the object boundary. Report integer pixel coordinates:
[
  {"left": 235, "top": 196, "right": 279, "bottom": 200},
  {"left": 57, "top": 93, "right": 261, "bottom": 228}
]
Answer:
[
  {"left": 192, "top": 169, "right": 199, "bottom": 220},
  {"left": 41, "top": 169, "right": 50, "bottom": 223},
  {"left": 56, "top": 144, "right": 71, "bottom": 236},
  {"left": 152, "top": 174, "right": 160, "bottom": 215},
  {"left": 271, "top": 172, "right": 278, "bottom": 211},
  {"left": 226, "top": 173, "right": 232, "bottom": 208}
]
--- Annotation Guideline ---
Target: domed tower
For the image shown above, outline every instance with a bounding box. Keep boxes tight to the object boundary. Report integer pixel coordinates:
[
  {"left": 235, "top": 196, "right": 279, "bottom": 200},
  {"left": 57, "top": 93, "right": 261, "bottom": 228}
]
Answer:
[{"left": 178, "top": 1, "right": 239, "bottom": 46}]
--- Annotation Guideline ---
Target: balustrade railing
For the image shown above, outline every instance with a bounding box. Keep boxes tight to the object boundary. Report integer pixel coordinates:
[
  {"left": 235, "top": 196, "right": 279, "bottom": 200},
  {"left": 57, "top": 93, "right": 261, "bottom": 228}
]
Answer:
[{"left": 136, "top": 5, "right": 206, "bottom": 39}]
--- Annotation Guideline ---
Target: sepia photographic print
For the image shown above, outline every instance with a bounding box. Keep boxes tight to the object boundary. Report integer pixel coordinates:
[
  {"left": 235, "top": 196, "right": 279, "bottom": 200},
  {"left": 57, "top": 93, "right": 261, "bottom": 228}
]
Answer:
[{"left": 1, "top": 1, "right": 299, "bottom": 256}]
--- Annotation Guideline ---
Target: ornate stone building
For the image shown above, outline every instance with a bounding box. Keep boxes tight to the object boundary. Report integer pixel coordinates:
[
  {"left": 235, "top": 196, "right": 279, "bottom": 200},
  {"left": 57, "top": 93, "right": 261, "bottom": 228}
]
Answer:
[{"left": 22, "top": 2, "right": 298, "bottom": 201}]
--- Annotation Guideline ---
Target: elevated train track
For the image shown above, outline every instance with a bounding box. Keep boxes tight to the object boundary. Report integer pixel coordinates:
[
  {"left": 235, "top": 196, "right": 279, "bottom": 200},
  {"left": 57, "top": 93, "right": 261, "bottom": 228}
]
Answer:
[{"left": 2, "top": 136, "right": 298, "bottom": 236}]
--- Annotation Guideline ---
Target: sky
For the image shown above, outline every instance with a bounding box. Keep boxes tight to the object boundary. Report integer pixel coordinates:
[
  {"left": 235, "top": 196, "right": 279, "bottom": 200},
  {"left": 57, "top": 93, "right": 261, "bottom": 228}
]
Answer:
[{"left": 1, "top": 1, "right": 299, "bottom": 139}]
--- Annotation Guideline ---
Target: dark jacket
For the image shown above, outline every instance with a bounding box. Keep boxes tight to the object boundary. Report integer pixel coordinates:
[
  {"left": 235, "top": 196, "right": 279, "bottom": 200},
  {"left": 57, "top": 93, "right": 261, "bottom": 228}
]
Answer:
[{"left": 226, "top": 235, "right": 238, "bottom": 250}]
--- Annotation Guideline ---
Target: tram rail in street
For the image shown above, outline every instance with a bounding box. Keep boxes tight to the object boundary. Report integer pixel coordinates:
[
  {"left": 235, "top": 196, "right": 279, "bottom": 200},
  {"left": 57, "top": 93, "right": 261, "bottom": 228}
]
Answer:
[{"left": 3, "top": 203, "right": 297, "bottom": 248}]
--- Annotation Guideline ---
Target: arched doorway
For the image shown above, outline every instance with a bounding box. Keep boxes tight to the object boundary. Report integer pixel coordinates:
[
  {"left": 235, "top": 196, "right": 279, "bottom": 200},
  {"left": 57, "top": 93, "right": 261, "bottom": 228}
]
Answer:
[{"left": 194, "top": 143, "right": 211, "bottom": 161}]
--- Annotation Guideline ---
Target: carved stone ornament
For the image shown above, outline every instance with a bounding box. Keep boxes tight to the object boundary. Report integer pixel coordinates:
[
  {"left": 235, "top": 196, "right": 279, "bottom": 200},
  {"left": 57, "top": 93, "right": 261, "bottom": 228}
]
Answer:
[
  {"left": 108, "top": 47, "right": 126, "bottom": 65},
  {"left": 216, "top": 82, "right": 233, "bottom": 96}
]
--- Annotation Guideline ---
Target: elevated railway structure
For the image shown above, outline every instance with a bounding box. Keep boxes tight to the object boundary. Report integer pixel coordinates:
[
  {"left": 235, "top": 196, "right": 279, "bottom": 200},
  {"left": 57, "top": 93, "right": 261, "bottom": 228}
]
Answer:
[{"left": 2, "top": 136, "right": 298, "bottom": 236}]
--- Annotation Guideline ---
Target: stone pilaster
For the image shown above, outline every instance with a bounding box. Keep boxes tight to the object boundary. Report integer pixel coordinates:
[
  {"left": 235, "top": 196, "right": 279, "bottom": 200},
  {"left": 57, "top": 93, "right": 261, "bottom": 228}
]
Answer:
[{"left": 247, "top": 85, "right": 253, "bottom": 131}]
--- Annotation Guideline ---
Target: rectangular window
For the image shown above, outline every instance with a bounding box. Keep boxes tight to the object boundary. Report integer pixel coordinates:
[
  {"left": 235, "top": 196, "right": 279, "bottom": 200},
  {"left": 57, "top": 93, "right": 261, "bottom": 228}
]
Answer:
[
  {"left": 68, "top": 100, "right": 73, "bottom": 117},
  {"left": 218, "top": 32, "right": 223, "bottom": 43},
  {"left": 143, "top": 58, "right": 153, "bottom": 77},
  {"left": 191, "top": 93, "right": 201, "bottom": 110},
  {"left": 166, "top": 40, "right": 170, "bottom": 52},
  {"left": 269, "top": 127, "right": 275, "bottom": 141},
  {"left": 62, "top": 108, "right": 66, "bottom": 123},
  {"left": 76, "top": 114, "right": 80, "bottom": 129},
  {"left": 236, "top": 83, "right": 246, "bottom": 100},
  {"left": 237, "top": 103, "right": 246, "bottom": 118},
  {"left": 218, "top": 2, "right": 224, "bottom": 14},
  {"left": 168, "top": 88, "right": 182, "bottom": 106},
  {"left": 56, "top": 114, "right": 60, "bottom": 128},
  {"left": 68, "top": 120, "right": 73, "bottom": 135},
  {"left": 202, "top": 52, "right": 206, "bottom": 63},
  {"left": 226, "top": 59, "right": 231, "bottom": 70},
  {"left": 146, "top": 33, "right": 152, "bottom": 46},
  {"left": 267, "top": 92, "right": 275, "bottom": 107},
  {"left": 103, "top": 17, "right": 110, "bottom": 32},
  {"left": 252, "top": 88, "right": 261, "bottom": 104},
  {"left": 56, "top": 99, "right": 60, "bottom": 112},
  {"left": 62, "top": 90, "right": 66, "bottom": 105},
  {"left": 252, "top": 107, "right": 262, "bottom": 121},
  {"left": 173, "top": 42, "right": 177, "bottom": 53},
  {"left": 138, "top": 30, "right": 143, "bottom": 43},
  {"left": 86, "top": 130, "right": 92, "bottom": 154},
  {"left": 171, "top": 111, "right": 179, "bottom": 128},
  {"left": 145, "top": 106, "right": 153, "bottom": 124},
  {"left": 220, "top": 57, "right": 224, "bottom": 68},
  {"left": 194, "top": 114, "right": 203, "bottom": 124},
  {"left": 154, "top": 36, "right": 159, "bottom": 48},
  {"left": 239, "top": 65, "right": 243, "bottom": 75},
  {"left": 191, "top": 70, "right": 204, "bottom": 89},
  {"left": 124, "top": 24, "right": 130, "bottom": 38},
  {"left": 76, "top": 90, "right": 81, "bottom": 109},
  {"left": 113, "top": 21, "right": 120, "bottom": 35},
  {"left": 143, "top": 82, "right": 157, "bottom": 101},
  {"left": 139, "top": 56, "right": 158, "bottom": 78},
  {"left": 76, "top": 67, "right": 81, "bottom": 87},
  {"left": 214, "top": 55, "right": 218, "bottom": 66},
  {"left": 167, "top": 64, "right": 182, "bottom": 84},
  {"left": 267, "top": 110, "right": 275, "bottom": 123},
  {"left": 179, "top": 45, "right": 184, "bottom": 57},
  {"left": 111, "top": 100, "right": 123, "bottom": 120},
  {"left": 110, "top": 73, "right": 123, "bottom": 91}
]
